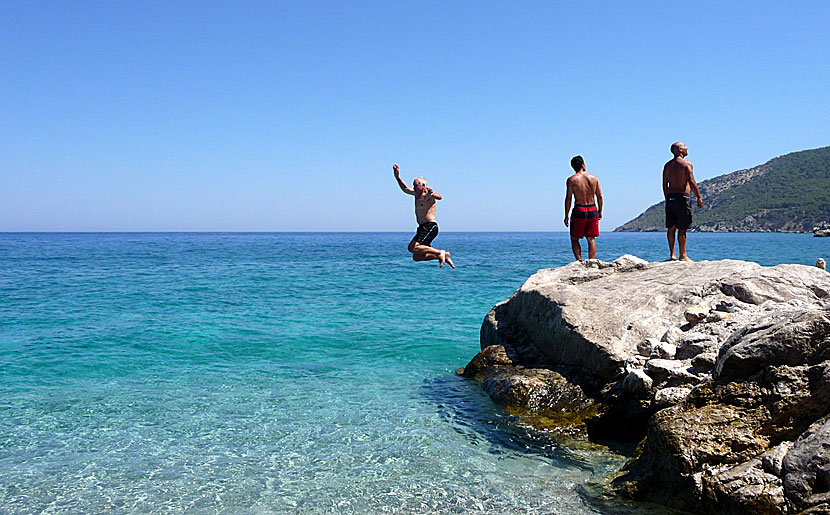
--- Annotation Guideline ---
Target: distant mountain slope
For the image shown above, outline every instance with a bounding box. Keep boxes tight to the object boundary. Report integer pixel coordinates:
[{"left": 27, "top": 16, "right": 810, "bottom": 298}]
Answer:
[{"left": 615, "top": 146, "right": 830, "bottom": 232}]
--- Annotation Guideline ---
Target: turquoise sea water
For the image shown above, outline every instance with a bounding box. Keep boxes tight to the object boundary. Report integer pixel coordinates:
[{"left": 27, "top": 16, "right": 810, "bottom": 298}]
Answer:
[{"left": 1, "top": 232, "right": 827, "bottom": 513}]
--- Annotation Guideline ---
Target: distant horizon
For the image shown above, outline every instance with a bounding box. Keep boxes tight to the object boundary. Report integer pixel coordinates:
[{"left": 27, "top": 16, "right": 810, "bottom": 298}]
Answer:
[{"left": 0, "top": 230, "right": 818, "bottom": 235}]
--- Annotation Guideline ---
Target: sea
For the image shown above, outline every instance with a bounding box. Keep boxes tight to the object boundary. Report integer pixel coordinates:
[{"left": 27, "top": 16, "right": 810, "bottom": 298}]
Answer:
[{"left": 1, "top": 232, "right": 827, "bottom": 514}]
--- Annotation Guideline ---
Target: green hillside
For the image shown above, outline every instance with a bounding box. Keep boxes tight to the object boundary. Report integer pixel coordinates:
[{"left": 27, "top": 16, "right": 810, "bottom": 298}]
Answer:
[{"left": 615, "top": 146, "right": 830, "bottom": 232}]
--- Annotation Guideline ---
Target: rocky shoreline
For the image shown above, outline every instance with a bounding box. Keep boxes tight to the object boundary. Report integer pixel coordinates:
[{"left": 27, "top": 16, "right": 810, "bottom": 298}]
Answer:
[{"left": 461, "top": 257, "right": 830, "bottom": 514}]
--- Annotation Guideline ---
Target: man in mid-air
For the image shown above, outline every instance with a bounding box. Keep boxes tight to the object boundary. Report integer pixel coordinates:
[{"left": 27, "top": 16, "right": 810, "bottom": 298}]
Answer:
[
  {"left": 663, "top": 142, "right": 703, "bottom": 261},
  {"left": 393, "top": 164, "right": 455, "bottom": 269},
  {"left": 564, "top": 155, "right": 603, "bottom": 260}
]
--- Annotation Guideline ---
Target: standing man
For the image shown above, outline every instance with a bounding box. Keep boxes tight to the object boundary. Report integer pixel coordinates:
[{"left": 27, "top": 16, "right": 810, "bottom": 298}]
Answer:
[
  {"left": 564, "top": 156, "right": 603, "bottom": 260},
  {"left": 663, "top": 142, "right": 703, "bottom": 261},
  {"left": 393, "top": 164, "right": 455, "bottom": 269}
]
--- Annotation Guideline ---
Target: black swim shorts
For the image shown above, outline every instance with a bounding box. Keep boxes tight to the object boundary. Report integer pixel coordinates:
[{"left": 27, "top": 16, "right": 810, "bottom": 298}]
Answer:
[
  {"left": 413, "top": 222, "right": 439, "bottom": 246},
  {"left": 665, "top": 193, "right": 693, "bottom": 230}
]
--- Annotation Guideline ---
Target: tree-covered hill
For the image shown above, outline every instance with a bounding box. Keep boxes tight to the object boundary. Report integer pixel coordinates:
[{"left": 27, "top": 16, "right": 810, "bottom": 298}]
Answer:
[{"left": 615, "top": 146, "right": 830, "bottom": 232}]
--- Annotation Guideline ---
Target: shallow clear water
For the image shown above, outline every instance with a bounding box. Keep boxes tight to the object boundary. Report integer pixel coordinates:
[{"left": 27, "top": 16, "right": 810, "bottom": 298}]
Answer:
[{"left": 1, "top": 232, "right": 826, "bottom": 513}]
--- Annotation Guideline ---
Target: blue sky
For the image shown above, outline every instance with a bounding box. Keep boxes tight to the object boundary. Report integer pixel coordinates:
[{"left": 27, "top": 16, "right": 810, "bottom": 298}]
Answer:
[{"left": 2, "top": 2, "right": 829, "bottom": 231}]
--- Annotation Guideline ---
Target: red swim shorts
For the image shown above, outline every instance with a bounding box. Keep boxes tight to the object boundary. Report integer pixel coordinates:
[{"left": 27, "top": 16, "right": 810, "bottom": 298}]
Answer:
[{"left": 570, "top": 204, "right": 600, "bottom": 239}]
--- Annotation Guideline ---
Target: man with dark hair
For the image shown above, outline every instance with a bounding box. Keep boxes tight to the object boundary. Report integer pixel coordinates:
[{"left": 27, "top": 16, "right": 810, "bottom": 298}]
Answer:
[
  {"left": 663, "top": 142, "right": 703, "bottom": 261},
  {"left": 564, "top": 155, "right": 603, "bottom": 260},
  {"left": 393, "top": 164, "right": 455, "bottom": 268}
]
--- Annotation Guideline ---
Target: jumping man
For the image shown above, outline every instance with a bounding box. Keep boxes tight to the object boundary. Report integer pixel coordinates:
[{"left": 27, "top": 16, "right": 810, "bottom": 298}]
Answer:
[
  {"left": 393, "top": 164, "right": 455, "bottom": 268},
  {"left": 564, "top": 155, "right": 603, "bottom": 260}
]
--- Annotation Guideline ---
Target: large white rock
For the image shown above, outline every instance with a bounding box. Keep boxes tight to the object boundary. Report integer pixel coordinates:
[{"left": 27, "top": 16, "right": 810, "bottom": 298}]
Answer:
[{"left": 481, "top": 258, "right": 830, "bottom": 381}]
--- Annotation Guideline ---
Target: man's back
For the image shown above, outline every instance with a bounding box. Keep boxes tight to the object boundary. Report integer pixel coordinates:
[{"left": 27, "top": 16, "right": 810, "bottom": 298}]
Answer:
[
  {"left": 663, "top": 157, "right": 692, "bottom": 194},
  {"left": 567, "top": 172, "right": 599, "bottom": 204}
]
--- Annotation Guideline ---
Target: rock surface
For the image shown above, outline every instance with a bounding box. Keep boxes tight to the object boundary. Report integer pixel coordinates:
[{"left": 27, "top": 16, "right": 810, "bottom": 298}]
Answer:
[{"left": 464, "top": 256, "right": 830, "bottom": 514}]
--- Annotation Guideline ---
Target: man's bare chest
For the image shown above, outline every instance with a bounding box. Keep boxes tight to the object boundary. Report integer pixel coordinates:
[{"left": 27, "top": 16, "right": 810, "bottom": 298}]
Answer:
[{"left": 415, "top": 198, "right": 434, "bottom": 210}]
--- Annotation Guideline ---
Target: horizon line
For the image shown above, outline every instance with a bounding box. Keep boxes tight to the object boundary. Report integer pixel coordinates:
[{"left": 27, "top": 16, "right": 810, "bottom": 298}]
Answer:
[
  {"left": 0, "top": 230, "right": 808, "bottom": 235},
  {"left": 0, "top": 230, "right": 574, "bottom": 234}
]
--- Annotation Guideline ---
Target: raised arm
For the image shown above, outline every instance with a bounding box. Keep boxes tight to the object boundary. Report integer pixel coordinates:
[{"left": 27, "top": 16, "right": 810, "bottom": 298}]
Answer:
[
  {"left": 393, "top": 164, "right": 414, "bottom": 195},
  {"left": 564, "top": 178, "right": 573, "bottom": 227},
  {"left": 687, "top": 163, "right": 703, "bottom": 208},
  {"left": 426, "top": 187, "right": 442, "bottom": 201}
]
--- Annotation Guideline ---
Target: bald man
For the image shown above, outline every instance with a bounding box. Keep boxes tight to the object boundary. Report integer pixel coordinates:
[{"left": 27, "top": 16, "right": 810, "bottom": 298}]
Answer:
[
  {"left": 393, "top": 164, "right": 455, "bottom": 269},
  {"left": 663, "top": 142, "right": 702, "bottom": 261}
]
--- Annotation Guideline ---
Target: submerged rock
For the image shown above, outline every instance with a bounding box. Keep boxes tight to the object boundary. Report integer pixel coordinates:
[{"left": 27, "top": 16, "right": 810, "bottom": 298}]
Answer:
[
  {"left": 461, "top": 344, "right": 597, "bottom": 435},
  {"left": 463, "top": 256, "right": 830, "bottom": 514}
]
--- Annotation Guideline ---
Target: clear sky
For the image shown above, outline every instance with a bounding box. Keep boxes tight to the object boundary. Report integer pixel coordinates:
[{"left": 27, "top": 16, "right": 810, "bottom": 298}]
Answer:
[{"left": 2, "top": 2, "right": 829, "bottom": 231}]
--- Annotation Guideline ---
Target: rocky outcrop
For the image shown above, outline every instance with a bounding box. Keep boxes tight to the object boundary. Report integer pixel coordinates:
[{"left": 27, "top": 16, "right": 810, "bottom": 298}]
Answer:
[
  {"left": 462, "top": 256, "right": 830, "bottom": 513},
  {"left": 614, "top": 308, "right": 830, "bottom": 513}
]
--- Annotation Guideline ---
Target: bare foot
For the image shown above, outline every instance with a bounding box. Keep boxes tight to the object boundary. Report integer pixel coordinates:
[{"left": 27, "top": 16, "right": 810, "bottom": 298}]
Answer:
[
  {"left": 439, "top": 250, "right": 446, "bottom": 267},
  {"left": 667, "top": 255, "right": 678, "bottom": 261},
  {"left": 679, "top": 256, "right": 694, "bottom": 262},
  {"left": 445, "top": 251, "right": 455, "bottom": 269}
]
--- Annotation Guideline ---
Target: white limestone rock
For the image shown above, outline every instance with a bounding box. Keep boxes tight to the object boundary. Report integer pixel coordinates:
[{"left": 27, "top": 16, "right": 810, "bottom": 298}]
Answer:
[
  {"left": 677, "top": 332, "right": 719, "bottom": 359},
  {"left": 684, "top": 305, "right": 709, "bottom": 324},
  {"left": 637, "top": 337, "right": 660, "bottom": 357},
  {"left": 661, "top": 327, "right": 683, "bottom": 345},
  {"left": 624, "top": 354, "right": 648, "bottom": 372},
  {"left": 645, "top": 359, "right": 701, "bottom": 385},
  {"left": 623, "top": 369, "right": 654, "bottom": 396},
  {"left": 691, "top": 352, "right": 718, "bottom": 370},
  {"left": 480, "top": 258, "right": 830, "bottom": 381},
  {"left": 650, "top": 341, "right": 677, "bottom": 359}
]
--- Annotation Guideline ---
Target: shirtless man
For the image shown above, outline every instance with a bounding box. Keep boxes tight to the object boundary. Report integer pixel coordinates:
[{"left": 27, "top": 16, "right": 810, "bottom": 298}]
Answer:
[
  {"left": 663, "top": 142, "right": 703, "bottom": 261},
  {"left": 564, "top": 155, "right": 603, "bottom": 260},
  {"left": 393, "top": 164, "right": 455, "bottom": 269}
]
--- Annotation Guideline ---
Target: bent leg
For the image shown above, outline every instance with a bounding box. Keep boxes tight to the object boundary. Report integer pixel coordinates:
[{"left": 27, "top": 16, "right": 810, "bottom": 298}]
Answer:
[
  {"left": 667, "top": 227, "right": 677, "bottom": 260},
  {"left": 409, "top": 239, "right": 453, "bottom": 268},
  {"left": 571, "top": 237, "right": 582, "bottom": 261},
  {"left": 410, "top": 241, "right": 445, "bottom": 265},
  {"left": 586, "top": 237, "right": 597, "bottom": 259},
  {"left": 412, "top": 242, "right": 441, "bottom": 255},
  {"left": 412, "top": 246, "right": 441, "bottom": 260},
  {"left": 416, "top": 243, "right": 450, "bottom": 266},
  {"left": 412, "top": 252, "right": 437, "bottom": 261},
  {"left": 409, "top": 239, "right": 440, "bottom": 255}
]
